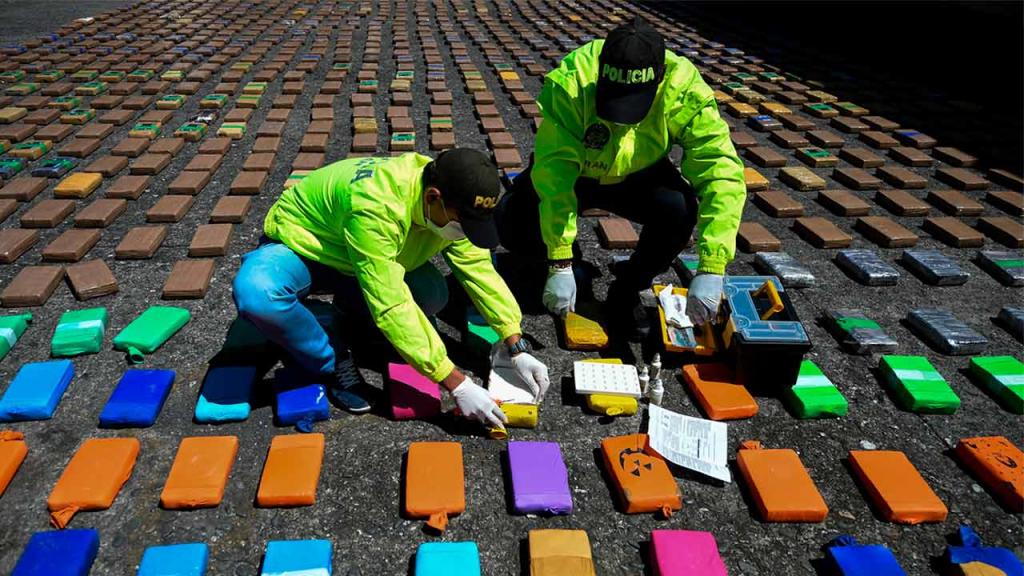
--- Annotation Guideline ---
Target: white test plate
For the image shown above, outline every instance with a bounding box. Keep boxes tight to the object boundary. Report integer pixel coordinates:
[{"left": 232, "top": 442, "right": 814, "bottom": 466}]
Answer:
[{"left": 572, "top": 361, "right": 642, "bottom": 398}]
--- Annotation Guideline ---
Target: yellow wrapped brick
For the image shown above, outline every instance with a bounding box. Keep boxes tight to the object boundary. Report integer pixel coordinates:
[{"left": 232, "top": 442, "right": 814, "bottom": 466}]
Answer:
[
  {"left": 581, "top": 358, "right": 639, "bottom": 416},
  {"left": 54, "top": 172, "right": 103, "bottom": 199},
  {"left": 586, "top": 394, "right": 638, "bottom": 417},
  {"left": 0, "top": 107, "right": 27, "bottom": 124},
  {"left": 564, "top": 312, "right": 609, "bottom": 351},
  {"left": 487, "top": 403, "right": 538, "bottom": 439}
]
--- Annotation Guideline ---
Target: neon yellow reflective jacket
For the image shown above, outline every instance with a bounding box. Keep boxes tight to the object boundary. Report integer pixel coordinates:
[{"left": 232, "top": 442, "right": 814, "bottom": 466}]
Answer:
[
  {"left": 533, "top": 39, "right": 746, "bottom": 274},
  {"left": 264, "top": 152, "right": 523, "bottom": 382}
]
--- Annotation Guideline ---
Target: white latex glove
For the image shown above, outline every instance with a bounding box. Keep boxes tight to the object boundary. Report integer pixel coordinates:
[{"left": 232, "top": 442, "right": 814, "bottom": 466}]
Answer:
[
  {"left": 542, "top": 266, "right": 576, "bottom": 316},
  {"left": 492, "top": 344, "right": 550, "bottom": 402},
  {"left": 452, "top": 377, "right": 508, "bottom": 429},
  {"left": 686, "top": 273, "right": 724, "bottom": 325}
]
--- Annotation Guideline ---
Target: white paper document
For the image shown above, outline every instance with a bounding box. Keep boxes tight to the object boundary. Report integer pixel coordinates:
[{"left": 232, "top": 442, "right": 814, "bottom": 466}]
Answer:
[
  {"left": 647, "top": 403, "right": 731, "bottom": 483},
  {"left": 488, "top": 367, "right": 535, "bottom": 404},
  {"left": 658, "top": 285, "right": 693, "bottom": 329}
]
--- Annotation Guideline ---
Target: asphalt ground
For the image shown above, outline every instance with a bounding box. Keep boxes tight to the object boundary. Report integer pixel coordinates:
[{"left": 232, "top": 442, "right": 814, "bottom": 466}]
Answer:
[{"left": 0, "top": 1, "right": 1021, "bottom": 575}]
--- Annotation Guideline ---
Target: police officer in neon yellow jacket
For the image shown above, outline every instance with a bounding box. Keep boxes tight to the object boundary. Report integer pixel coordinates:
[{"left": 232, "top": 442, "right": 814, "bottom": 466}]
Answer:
[
  {"left": 233, "top": 149, "right": 549, "bottom": 427},
  {"left": 496, "top": 17, "right": 745, "bottom": 339}
]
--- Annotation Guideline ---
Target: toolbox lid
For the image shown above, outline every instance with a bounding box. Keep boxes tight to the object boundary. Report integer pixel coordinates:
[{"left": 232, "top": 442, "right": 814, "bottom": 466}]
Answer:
[{"left": 724, "top": 276, "right": 810, "bottom": 345}]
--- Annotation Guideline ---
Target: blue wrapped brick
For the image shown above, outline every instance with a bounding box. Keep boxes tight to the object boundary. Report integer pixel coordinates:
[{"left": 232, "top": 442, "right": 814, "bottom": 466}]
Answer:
[
  {"left": 137, "top": 542, "right": 208, "bottom": 575},
  {"left": 945, "top": 526, "right": 1022, "bottom": 576},
  {"left": 827, "top": 535, "right": 906, "bottom": 575},
  {"left": 0, "top": 360, "right": 74, "bottom": 421},
  {"left": 261, "top": 539, "right": 332, "bottom": 575},
  {"left": 99, "top": 369, "right": 176, "bottom": 428},
  {"left": 274, "top": 369, "right": 329, "bottom": 432},
  {"left": 415, "top": 542, "right": 481, "bottom": 575},
  {"left": 194, "top": 365, "right": 257, "bottom": 423},
  {"left": 13, "top": 528, "right": 99, "bottom": 576}
]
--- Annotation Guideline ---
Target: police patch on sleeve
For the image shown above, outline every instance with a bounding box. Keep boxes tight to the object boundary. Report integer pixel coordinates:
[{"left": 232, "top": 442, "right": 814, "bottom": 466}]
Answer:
[{"left": 583, "top": 123, "right": 611, "bottom": 150}]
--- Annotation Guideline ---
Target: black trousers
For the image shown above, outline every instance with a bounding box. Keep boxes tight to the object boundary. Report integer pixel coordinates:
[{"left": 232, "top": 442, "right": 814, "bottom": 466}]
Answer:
[{"left": 496, "top": 157, "right": 698, "bottom": 292}]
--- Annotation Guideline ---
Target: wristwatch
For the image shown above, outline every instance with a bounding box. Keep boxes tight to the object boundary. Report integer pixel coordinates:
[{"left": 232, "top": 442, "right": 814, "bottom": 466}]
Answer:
[{"left": 508, "top": 338, "right": 531, "bottom": 357}]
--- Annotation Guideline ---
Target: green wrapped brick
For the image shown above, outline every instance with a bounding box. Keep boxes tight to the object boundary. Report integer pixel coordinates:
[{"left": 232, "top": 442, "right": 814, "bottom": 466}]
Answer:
[
  {"left": 51, "top": 308, "right": 108, "bottom": 357},
  {"left": 465, "top": 307, "right": 499, "bottom": 357},
  {"left": 783, "top": 360, "right": 848, "bottom": 418},
  {"left": 968, "top": 356, "right": 1024, "bottom": 414},
  {"left": 879, "top": 355, "right": 960, "bottom": 414},
  {"left": 113, "top": 306, "right": 191, "bottom": 364},
  {"left": 0, "top": 313, "right": 32, "bottom": 362}
]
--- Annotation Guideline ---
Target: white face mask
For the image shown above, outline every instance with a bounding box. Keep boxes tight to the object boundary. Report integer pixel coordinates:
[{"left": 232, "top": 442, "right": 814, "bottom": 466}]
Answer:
[{"left": 424, "top": 196, "right": 466, "bottom": 241}]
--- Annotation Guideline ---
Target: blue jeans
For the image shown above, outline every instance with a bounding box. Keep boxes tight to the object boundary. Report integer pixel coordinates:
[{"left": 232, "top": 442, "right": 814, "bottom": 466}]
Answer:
[{"left": 232, "top": 241, "right": 449, "bottom": 377}]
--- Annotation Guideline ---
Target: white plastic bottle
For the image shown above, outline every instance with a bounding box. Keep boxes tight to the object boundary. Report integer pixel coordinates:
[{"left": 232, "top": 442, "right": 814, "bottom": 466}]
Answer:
[
  {"left": 650, "top": 353, "right": 662, "bottom": 382},
  {"left": 649, "top": 377, "right": 664, "bottom": 406},
  {"left": 638, "top": 365, "right": 650, "bottom": 396}
]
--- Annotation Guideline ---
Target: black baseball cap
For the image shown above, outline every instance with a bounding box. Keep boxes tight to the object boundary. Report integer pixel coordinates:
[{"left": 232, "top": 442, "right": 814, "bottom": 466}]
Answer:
[
  {"left": 426, "top": 148, "right": 501, "bottom": 249},
  {"left": 597, "top": 16, "right": 666, "bottom": 124}
]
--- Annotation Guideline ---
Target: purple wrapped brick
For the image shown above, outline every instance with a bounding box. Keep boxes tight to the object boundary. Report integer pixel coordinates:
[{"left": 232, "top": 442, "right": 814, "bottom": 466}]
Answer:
[{"left": 508, "top": 441, "right": 572, "bottom": 515}]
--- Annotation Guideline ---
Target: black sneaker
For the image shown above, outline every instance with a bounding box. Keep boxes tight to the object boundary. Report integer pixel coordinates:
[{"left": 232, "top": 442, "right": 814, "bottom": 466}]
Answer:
[
  {"left": 329, "top": 355, "right": 372, "bottom": 413},
  {"left": 606, "top": 281, "right": 650, "bottom": 342}
]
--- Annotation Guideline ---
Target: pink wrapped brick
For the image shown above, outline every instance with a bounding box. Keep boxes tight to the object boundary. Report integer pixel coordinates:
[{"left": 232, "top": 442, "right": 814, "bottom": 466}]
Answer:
[{"left": 387, "top": 363, "right": 441, "bottom": 420}]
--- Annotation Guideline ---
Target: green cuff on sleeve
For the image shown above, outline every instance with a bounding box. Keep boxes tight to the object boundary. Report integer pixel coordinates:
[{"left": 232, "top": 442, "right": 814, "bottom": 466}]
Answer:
[
  {"left": 697, "top": 257, "right": 728, "bottom": 275},
  {"left": 425, "top": 357, "right": 456, "bottom": 384},
  {"left": 546, "top": 244, "right": 575, "bottom": 261}
]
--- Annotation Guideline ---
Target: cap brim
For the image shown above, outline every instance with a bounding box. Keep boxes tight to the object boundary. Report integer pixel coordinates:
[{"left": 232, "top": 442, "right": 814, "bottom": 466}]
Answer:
[
  {"left": 460, "top": 214, "right": 500, "bottom": 250},
  {"left": 596, "top": 85, "right": 657, "bottom": 124}
]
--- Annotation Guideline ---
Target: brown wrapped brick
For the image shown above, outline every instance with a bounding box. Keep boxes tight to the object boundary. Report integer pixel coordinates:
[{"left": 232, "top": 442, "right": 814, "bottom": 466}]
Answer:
[
  {"left": 793, "top": 217, "right": 852, "bottom": 248},
  {"left": 737, "top": 222, "right": 782, "bottom": 252},
  {"left": 1, "top": 265, "right": 64, "bottom": 307},
  {"left": 597, "top": 218, "right": 638, "bottom": 249},
  {"left": 115, "top": 225, "right": 167, "bottom": 259},
  {"left": 855, "top": 216, "right": 918, "bottom": 248},
  {"left": 66, "top": 259, "right": 118, "bottom": 300}
]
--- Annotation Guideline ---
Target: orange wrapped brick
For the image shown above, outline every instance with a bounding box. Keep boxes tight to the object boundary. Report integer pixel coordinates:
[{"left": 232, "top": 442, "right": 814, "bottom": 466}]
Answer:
[
  {"left": 736, "top": 440, "right": 828, "bottom": 522},
  {"left": 404, "top": 441, "right": 464, "bottom": 531},
  {"left": 48, "top": 437, "right": 140, "bottom": 528},
  {"left": 0, "top": 431, "right": 28, "bottom": 497},
  {"left": 681, "top": 363, "right": 758, "bottom": 420},
  {"left": 529, "top": 529, "right": 596, "bottom": 576},
  {"left": 600, "top": 434, "right": 681, "bottom": 517},
  {"left": 256, "top": 433, "right": 324, "bottom": 507},
  {"left": 160, "top": 436, "right": 238, "bottom": 509},
  {"left": 954, "top": 436, "right": 1023, "bottom": 513},
  {"left": 848, "top": 450, "right": 947, "bottom": 524}
]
